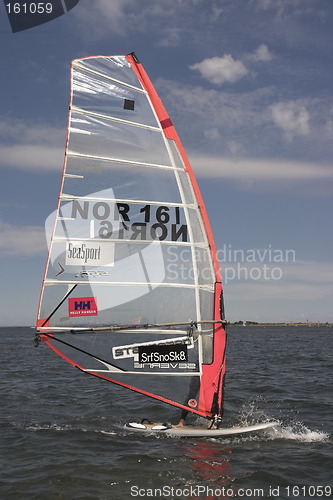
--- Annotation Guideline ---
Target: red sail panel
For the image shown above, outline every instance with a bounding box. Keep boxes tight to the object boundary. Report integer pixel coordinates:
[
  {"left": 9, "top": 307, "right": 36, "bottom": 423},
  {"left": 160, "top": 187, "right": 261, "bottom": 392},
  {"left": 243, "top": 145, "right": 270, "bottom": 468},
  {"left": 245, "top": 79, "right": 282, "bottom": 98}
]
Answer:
[{"left": 198, "top": 283, "right": 226, "bottom": 418}]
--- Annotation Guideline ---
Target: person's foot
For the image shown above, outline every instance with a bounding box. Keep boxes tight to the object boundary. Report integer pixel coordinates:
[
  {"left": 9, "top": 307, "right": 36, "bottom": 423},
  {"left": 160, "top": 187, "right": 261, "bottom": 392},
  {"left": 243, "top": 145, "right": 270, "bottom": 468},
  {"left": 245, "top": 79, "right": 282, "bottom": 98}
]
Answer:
[{"left": 177, "top": 419, "right": 185, "bottom": 427}]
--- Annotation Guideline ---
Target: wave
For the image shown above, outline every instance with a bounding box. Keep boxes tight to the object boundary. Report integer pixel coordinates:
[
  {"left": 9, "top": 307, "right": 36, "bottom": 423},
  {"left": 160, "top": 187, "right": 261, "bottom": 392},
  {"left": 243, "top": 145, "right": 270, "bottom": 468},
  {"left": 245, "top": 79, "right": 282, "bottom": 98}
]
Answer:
[
  {"left": 235, "top": 400, "right": 329, "bottom": 443},
  {"left": 25, "top": 422, "right": 117, "bottom": 436},
  {"left": 269, "top": 421, "right": 329, "bottom": 443}
]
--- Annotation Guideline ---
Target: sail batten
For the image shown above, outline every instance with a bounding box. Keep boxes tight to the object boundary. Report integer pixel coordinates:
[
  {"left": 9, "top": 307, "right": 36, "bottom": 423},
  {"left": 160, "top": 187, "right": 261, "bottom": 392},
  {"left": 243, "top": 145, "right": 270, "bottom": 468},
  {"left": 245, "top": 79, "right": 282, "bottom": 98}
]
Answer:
[
  {"left": 83, "top": 370, "right": 202, "bottom": 376},
  {"left": 43, "top": 279, "right": 213, "bottom": 288},
  {"left": 65, "top": 151, "right": 183, "bottom": 170},
  {"left": 59, "top": 194, "right": 196, "bottom": 208},
  {"left": 36, "top": 53, "right": 227, "bottom": 421},
  {"left": 71, "top": 105, "right": 162, "bottom": 132},
  {"left": 52, "top": 236, "right": 209, "bottom": 249}
]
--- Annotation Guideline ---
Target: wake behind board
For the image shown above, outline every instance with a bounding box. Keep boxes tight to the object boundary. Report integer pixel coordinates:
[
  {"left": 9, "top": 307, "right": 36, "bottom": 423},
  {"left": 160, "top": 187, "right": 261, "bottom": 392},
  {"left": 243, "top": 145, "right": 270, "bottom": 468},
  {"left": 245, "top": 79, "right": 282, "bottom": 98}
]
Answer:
[{"left": 124, "top": 421, "right": 280, "bottom": 437}]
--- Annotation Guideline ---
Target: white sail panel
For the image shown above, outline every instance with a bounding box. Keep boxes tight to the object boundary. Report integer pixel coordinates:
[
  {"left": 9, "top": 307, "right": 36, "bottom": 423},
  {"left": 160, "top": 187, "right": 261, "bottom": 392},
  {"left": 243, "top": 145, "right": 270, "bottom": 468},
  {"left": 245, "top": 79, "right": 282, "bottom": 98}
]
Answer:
[
  {"left": 36, "top": 54, "right": 226, "bottom": 422},
  {"left": 38, "top": 53, "right": 215, "bottom": 330},
  {"left": 68, "top": 111, "right": 173, "bottom": 165},
  {"left": 72, "top": 67, "right": 157, "bottom": 128},
  {"left": 63, "top": 157, "right": 185, "bottom": 203},
  {"left": 73, "top": 56, "right": 144, "bottom": 89}
]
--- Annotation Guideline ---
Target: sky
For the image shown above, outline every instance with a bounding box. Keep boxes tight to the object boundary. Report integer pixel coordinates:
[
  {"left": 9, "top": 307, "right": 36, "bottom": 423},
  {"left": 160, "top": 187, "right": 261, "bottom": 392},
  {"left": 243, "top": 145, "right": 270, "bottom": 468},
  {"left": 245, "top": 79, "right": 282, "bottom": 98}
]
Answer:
[{"left": 0, "top": 0, "right": 332, "bottom": 325}]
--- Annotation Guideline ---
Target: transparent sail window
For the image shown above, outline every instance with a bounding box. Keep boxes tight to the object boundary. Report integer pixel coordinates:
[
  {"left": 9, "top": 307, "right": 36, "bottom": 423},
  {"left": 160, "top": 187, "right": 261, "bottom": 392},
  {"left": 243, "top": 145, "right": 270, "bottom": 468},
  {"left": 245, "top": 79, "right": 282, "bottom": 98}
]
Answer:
[
  {"left": 72, "top": 67, "right": 157, "bottom": 128},
  {"left": 177, "top": 170, "right": 196, "bottom": 205},
  {"left": 39, "top": 284, "right": 198, "bottom": 328},
  {"left": 45, "top": 240, "right": 214, "bottom": 289},
  {"left": 67, "top": 112, "right": 172, "bottom": 167},
  {"left": 73, "top": 56, "right": 143, "bottom": 90},
  {"left": 63, "top": 157, "right": 183, "bottom": 204},
  {"left": 55, "top": 197, "right": 191, "bottom": 244}
]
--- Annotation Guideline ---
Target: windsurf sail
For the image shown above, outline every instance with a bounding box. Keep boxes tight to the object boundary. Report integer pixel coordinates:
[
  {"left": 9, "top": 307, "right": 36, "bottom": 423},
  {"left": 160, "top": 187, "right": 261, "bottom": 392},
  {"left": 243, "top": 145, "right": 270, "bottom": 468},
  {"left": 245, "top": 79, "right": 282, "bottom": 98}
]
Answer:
[{"left": 36, "top": 53, "right": 227, "bottom": 422}]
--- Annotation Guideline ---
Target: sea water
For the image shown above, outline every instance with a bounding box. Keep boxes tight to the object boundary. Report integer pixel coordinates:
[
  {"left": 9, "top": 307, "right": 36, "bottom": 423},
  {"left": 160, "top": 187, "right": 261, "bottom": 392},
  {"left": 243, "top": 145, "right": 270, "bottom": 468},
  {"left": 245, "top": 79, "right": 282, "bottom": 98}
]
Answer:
[{"left": 1, "top": 326, "right": 332, "bottom": 500}]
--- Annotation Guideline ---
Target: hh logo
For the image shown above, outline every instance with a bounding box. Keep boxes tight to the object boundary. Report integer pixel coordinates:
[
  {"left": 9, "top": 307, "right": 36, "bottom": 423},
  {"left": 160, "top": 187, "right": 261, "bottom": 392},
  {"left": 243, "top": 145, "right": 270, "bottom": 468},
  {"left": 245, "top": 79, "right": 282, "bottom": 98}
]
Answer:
[{"left": 68, "top": 297, "right": 98, "bottom": 317}]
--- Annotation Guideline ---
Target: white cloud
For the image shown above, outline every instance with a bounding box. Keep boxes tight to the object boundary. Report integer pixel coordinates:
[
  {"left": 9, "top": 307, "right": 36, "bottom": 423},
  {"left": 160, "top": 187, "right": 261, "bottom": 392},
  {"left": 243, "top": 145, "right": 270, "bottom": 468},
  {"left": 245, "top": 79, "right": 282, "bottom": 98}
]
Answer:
[
  {"left": 0, "top": 144, "right": 62, "bottom": 171},
  {"left": 0, "top": 220, "right": 46, "bottom": 257},
  {"left": 248, "top": 44, "right": 274, "bottom": 62},
  {"left": 223, "top": 260, "right": 333, "bottom": 302},
  {"left": 204, "top": 128, "right": 221, "bottom": 141},
  {"left": 223, "top": 259, "right": 333, "bottom": 284},
  {"left": 156, "top": 77, "right": 333, "bottom": 169},
  {"left": 189, "top": 152, "right": 333, "bottom": 182},
  {"left": 283, "top": 260, "right": 333, "bottom": 284},
  {"left": 189, "top": 55, "right": 249, "bottom": 85},
  {"left": 0, "top": 117, "right": 64, "bottom": 144},
  {"left": 157, "top": 77, "right": 273, "bottom": 134},
  {"left": 71, "top": 0, "right": 230, "bottom": 44},
  {"left": 0, "top": 117, "right": 64, "bottom": 171},
  {"left": 157, "top": 27, "right": 183, "bottom": 47},
  {"left": 72, "top": 0, "right": 137, "bottom": 37},
  {"left": 156, "top": 78, "right": 269, "bottom": 140},
  {"left": 72, "top": 0, "right": 199, "bottom": 42},
  {"left": 188, "top": 44, "right": 273, "bottom": 87},
  {"left": 220, "top": 257, "right": 333, "bottom": 321},
  {"left": 226, "top": 280, "right": 333, "bottom": 303},
  {"left": 270, "top": 101, "right": 310, "bottom": 139}
]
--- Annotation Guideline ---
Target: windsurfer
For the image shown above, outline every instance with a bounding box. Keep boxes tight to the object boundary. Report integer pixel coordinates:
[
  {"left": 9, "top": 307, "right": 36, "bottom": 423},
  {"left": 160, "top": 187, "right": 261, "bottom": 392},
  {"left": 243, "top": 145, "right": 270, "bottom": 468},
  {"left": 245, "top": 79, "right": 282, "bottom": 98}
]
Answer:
[
  {"left": 178, "top": 410, "right": 218, "bottom": 429},
  {"left": 177, "top": 376, "right": 200, "bottom": 427},
  {"left": 177, "top": 409, "right": 188, "bottom": 427}
]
